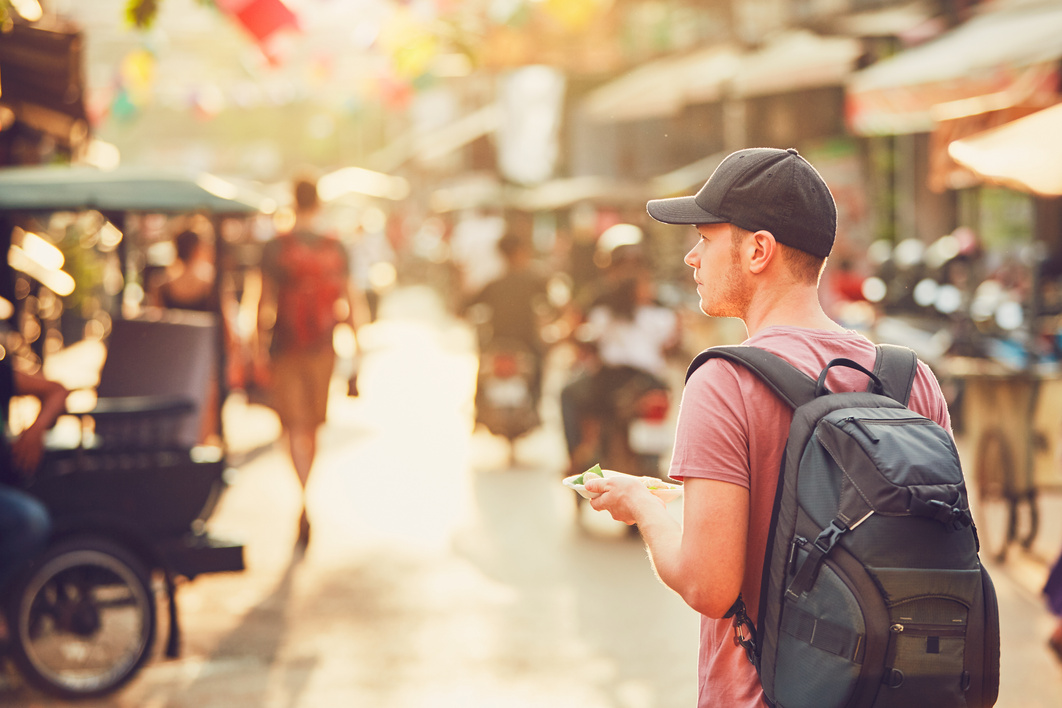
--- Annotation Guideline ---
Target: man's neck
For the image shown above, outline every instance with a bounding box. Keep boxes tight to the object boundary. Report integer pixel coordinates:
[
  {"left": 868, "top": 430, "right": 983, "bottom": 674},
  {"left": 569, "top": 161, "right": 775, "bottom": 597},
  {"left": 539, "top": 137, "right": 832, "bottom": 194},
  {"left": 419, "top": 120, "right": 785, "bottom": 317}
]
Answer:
[{"left": 742, "top": 285, "right": 844, "bottom": 338}]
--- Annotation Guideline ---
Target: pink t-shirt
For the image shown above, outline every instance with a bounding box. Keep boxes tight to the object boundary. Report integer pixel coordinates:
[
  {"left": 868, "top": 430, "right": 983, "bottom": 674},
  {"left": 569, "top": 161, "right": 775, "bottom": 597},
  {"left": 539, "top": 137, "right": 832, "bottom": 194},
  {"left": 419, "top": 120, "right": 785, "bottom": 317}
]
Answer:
[{"left": 670, "top": 326, "right": 951, "bottom": 708}]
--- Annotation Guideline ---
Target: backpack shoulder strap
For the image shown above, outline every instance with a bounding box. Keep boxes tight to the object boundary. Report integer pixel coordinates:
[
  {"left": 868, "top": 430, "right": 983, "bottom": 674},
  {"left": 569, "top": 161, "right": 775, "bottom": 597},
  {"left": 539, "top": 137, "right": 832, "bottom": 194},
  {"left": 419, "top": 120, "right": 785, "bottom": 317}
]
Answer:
[
  {"left": 871, "top": 344, "right": 918, "bottom": 405},
  {"left": 685, "top": 345, "right": 818, "bottom": 410}
]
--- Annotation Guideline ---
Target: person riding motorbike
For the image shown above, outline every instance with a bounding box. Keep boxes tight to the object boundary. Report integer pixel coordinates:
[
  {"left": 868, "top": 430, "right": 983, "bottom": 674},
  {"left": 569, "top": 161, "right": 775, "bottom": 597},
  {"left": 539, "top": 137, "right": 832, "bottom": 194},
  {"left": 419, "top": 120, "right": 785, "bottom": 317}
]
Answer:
[
  {"left": 463, "top": 231, "right": 553, "bottom": 404},
  {"left": 561, "top": 228, "right": 680, "bottom": 475}
]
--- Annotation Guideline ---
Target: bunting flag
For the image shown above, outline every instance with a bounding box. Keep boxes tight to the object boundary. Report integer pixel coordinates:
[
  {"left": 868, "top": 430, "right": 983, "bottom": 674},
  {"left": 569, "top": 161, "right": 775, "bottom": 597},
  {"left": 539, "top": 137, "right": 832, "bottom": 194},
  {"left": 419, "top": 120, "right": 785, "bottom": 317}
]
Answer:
[
  {"left": 215, "top": 0, "right": 299, "bottom": 45},
  {"left": 542, "top": 0, "right": 605, "bottom": 31},
  {"left": 379, "top": 7, "right": 440, "bottom": 81}
]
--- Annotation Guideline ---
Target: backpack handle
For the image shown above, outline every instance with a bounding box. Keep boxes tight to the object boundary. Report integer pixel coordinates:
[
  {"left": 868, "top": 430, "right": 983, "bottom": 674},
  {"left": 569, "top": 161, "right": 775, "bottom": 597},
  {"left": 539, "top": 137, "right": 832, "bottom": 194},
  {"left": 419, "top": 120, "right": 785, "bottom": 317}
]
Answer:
[{"left": 816, "top": 358, "right": 885, "bottom": 398}]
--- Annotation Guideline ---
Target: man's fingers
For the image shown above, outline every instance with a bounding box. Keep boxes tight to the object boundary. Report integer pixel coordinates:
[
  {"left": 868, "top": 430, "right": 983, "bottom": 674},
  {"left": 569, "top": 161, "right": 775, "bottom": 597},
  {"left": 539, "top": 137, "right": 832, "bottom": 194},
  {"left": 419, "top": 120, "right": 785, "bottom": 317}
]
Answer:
[{"left": 584, "top": 478, "right": 605, "bottom": 495}]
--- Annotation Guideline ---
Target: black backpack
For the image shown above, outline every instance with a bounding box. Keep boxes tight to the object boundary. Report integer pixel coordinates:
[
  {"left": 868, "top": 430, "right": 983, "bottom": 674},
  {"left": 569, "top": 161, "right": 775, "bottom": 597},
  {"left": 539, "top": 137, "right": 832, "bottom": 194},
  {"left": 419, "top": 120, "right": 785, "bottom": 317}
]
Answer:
[{"left": 686, "top": 344, "right": 1000, "bottom": 708}]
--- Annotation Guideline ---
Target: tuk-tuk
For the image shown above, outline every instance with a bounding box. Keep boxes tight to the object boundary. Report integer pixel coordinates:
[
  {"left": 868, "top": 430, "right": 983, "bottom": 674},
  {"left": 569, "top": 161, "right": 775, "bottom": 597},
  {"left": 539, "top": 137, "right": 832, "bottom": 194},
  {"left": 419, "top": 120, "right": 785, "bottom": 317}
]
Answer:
[{"left": 0, "top": 163, "right": 267, "bottom": 699}]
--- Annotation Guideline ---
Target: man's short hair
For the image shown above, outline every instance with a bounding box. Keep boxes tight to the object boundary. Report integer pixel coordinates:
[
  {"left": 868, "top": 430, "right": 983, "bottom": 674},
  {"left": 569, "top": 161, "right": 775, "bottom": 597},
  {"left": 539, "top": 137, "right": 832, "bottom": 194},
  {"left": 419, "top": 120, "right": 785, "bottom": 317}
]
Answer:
[
  {"left": 780, "top": 242, "right": 827, "bottom": 284},
  {"left": 729, "top": 224, "right": 825, "bottom": 284}
]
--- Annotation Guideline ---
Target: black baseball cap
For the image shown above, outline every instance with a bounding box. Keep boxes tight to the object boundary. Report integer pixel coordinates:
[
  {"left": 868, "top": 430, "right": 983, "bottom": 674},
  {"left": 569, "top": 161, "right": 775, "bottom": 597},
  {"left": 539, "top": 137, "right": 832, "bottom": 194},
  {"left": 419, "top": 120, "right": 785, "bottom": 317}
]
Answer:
[{"left": 646, "top": 147, "right": 837, "bottom": 258}]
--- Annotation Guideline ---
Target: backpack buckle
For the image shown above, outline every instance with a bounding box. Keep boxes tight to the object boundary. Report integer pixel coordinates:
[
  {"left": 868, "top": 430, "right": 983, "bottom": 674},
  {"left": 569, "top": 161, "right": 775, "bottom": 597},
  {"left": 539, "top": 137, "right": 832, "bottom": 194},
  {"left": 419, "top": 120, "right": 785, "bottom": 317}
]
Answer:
[
  {"left": 926, "top": 499, "right": 973, "bottom": 531},
  {"left": 814, "top": 519, "right": 848, "bottom": 553}
]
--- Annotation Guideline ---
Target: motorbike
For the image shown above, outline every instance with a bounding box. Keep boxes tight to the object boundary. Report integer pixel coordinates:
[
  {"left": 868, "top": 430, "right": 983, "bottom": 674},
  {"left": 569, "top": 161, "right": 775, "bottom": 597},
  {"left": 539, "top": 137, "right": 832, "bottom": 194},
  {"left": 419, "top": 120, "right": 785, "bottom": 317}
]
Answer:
[
  {"left": 566, "top": 363, "right": 675, "bottom": 525},
  {"left": 474, "top": 339, "right": 541, "bottom": 465},
  {"left": 593, "top": 366, "right": 673, "bottom": 479}
]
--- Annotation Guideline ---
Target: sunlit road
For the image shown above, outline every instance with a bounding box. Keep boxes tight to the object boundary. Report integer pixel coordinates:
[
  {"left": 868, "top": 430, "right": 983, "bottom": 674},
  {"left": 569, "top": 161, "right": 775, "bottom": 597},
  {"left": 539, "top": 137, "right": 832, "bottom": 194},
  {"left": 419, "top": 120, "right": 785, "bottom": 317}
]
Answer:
[
  {"left": 5, "top": 284, "right": 1062, "bottom": 707},
  {"left": 2, "top": 284, "right": 699, "bottom": 708}
]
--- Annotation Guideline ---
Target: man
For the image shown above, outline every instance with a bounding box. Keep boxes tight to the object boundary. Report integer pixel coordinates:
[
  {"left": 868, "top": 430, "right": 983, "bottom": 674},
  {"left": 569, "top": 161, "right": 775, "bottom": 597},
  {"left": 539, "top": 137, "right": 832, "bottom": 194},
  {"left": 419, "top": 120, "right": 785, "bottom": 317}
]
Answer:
[
  {"left": 584, "top": 147, "right": 951, "bottom": 707},
  {"left": 256, "top": 176, "right": 367, "bottom": 548},
  {"left": 1, "top": 360, "right": 67, "bottom": 594}
]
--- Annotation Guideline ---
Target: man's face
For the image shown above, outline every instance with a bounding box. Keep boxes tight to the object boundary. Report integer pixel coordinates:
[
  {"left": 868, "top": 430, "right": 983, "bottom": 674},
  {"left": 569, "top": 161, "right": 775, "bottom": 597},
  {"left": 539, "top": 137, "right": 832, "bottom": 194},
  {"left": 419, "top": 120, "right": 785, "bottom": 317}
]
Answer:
[{"left": 683, "top": 223, "right": 752, "bottom": 318}]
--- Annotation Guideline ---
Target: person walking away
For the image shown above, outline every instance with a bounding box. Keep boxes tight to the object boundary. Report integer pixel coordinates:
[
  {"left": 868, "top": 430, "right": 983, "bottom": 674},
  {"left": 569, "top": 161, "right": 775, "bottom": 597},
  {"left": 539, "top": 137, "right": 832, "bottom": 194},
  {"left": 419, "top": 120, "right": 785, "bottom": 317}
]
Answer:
[
  {"left": 1, "top": 358, "right": 67, "bottom": 641},
  {"left": 583, "top": 147, "right": 952, "bottom": 707},
  {"left": 256, "top": 176, "right": 366, "bottom": 549}
]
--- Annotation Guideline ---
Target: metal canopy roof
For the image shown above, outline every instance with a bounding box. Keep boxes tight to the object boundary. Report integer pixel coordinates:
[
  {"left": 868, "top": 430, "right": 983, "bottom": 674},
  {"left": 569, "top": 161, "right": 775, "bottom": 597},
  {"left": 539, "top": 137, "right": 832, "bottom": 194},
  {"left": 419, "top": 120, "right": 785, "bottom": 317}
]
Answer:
[{"left": 0, "top": 164, "right": 267, "bottom": 214}]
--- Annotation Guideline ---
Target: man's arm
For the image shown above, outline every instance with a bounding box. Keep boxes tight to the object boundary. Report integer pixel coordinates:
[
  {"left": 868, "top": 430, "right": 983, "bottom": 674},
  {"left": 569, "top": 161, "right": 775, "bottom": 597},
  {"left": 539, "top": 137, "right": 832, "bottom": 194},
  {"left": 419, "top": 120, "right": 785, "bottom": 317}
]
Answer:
[
  {"left": 254, "top": 251, "right": 278, "bottom": 385},
  {"left": 10, "top": 370, "right": 68, "bottom": 474},
  {"left": 584, "top": 475, "right": 748, "bottom": 618}
]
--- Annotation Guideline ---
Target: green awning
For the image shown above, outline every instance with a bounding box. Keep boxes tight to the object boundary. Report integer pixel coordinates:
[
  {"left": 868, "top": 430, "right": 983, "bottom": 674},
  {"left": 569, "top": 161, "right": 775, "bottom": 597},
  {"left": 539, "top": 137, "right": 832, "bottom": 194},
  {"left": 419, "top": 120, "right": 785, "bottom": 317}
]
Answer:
[{"left": 0, "top": 164, "right": 267, "bottom": 214}]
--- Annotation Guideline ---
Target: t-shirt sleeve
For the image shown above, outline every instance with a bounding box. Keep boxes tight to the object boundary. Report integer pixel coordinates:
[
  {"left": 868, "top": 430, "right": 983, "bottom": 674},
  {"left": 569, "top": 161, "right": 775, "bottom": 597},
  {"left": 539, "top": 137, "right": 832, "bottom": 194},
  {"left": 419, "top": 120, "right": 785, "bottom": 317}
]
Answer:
[
  {"left": 669, "top": 359, "right": 752, "bottom": 488},
  {"left": 911, "top": 361, "right": 953, "bottom": 434}
]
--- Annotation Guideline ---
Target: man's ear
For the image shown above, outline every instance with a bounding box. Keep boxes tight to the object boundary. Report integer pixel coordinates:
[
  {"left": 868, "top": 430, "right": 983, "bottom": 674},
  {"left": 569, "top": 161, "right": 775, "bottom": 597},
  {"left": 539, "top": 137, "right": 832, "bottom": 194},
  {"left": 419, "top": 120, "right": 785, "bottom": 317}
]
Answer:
[{"left": 747, "top": 230, "right": 777, "bottom": 274}]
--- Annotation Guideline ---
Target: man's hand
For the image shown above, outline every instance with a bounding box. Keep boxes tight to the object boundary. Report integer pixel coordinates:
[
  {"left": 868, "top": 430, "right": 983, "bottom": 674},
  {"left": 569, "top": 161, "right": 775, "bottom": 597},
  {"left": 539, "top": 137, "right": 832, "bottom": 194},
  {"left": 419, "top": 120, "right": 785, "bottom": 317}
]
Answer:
[
  {"left": 10, "top": 426, "right": 47, "bottom": 477},
  {"left": 584, "top": 473, "right": 665, "bottom": 525}
]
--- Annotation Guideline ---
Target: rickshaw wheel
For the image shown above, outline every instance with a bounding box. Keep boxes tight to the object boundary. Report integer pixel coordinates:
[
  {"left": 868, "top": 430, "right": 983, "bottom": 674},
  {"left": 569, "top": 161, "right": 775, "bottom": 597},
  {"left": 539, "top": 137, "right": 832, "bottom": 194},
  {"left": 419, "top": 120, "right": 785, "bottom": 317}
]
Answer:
[{"left": 5, "top": 535, "right": 157, "bottom": 700}]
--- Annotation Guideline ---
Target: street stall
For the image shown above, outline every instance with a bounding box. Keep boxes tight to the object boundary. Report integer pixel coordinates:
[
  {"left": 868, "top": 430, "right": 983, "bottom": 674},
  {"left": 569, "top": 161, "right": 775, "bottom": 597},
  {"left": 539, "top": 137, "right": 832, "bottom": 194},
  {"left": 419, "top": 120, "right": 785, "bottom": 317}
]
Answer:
[
  {"left": 944, "top": 105, "right": 1062, "bottom": 562},
  {"left": 0, "top": 163, "right": 268, "bottom": 698}
]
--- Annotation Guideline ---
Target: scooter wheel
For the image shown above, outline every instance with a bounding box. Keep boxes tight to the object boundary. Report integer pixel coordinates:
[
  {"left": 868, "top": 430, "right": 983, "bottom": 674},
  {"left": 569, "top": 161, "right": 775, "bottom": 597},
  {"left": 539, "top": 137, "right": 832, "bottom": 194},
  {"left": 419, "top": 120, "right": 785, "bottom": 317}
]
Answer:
[{"left": 5, "top": 535, "right": 157, "bottom": 699}]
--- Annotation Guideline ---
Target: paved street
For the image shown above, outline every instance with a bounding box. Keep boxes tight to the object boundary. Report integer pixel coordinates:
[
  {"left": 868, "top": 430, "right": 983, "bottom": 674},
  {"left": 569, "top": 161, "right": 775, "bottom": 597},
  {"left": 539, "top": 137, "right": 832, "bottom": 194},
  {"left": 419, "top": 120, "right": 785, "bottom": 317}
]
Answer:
[{"left": 3, "top": 283, "right": 1062, "bottom": 707}]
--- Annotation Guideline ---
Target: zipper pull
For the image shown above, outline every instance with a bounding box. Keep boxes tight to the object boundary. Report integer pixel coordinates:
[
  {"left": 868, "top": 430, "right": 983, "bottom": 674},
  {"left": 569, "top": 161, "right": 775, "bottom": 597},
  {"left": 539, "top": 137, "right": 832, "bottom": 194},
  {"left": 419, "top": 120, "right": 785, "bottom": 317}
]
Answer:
[
  {"left": 788, "top": 536, "right": 808, "bottom": 575},
  {"left": 847, "top": 417, "right": 880, "bottom": 443}
]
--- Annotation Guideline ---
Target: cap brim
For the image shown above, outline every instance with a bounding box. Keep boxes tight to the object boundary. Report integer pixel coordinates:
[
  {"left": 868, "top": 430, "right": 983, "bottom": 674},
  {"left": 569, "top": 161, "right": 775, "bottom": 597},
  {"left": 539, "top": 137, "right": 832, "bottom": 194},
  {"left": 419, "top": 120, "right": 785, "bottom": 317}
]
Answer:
[{"left": 646, "top": 196, "right": 727, "bottom": 225}]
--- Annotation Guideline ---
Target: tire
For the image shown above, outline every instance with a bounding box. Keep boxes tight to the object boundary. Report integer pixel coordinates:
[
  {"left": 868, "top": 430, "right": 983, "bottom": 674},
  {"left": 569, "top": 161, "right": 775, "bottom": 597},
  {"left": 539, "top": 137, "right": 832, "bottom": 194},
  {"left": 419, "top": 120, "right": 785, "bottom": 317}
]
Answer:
[{"left": 5, "top": 535, "right": 157, "bottom": 699}]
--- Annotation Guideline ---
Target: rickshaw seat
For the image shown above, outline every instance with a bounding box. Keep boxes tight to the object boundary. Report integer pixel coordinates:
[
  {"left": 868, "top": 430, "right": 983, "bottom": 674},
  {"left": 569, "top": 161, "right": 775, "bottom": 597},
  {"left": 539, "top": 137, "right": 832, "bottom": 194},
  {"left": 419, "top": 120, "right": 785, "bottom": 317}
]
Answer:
[
  {"left": 33, "top": 310, "right": 230, "bottom": 540},
  {"left": 94, "top": 309, "right": 217, "bottom": 451}
]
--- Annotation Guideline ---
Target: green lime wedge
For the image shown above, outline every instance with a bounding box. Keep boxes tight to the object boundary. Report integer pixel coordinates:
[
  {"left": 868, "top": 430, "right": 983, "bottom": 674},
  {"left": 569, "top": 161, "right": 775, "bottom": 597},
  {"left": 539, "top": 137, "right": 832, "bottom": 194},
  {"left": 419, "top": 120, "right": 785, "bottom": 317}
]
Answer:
[{"left": 575, "top": 463, "right": 602, "bottom": 485}]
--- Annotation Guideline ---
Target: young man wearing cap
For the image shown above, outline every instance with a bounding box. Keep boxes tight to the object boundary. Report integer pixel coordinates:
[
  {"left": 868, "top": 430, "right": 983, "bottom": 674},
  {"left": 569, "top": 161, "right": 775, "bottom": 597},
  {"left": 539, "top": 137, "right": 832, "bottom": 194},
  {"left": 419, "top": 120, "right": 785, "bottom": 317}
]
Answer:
[{"left": 583, "top": 147, "right": 952, "bottom": 707}]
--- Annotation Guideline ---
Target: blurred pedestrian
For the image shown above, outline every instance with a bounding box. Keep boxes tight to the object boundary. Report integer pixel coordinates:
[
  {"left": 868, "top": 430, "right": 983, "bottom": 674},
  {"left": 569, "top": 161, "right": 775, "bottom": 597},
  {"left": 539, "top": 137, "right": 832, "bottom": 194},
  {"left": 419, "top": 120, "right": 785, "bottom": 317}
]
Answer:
[
  {"left": 583, "top": 148, "right": 952, "bottom": 707},
  {"left": 148, "top": 228, "right": 231, "bottom": 444},
  {"left": 255, "top": 175, "right": 367, "bottom": 549},
  {"left": 1, "top": 358, "right": 67, "bottom": 597},
  {"left": 149, "top": 229, "right": 217, "bottom": 312}
]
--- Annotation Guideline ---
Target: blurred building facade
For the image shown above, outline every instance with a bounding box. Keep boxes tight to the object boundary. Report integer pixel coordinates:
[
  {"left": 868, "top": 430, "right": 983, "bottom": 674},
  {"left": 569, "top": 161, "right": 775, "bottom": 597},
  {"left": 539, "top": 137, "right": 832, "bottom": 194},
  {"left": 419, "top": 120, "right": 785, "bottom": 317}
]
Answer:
[{"left": 4, "top": 0, "right": 1062, "bottom": 367}]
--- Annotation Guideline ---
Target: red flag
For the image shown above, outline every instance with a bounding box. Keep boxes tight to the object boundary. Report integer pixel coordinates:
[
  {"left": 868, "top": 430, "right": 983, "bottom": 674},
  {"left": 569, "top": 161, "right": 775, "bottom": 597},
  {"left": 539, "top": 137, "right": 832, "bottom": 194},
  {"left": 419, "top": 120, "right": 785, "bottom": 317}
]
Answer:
[{"left": 217, "top": 0, "right": 299, "bottom": 44}]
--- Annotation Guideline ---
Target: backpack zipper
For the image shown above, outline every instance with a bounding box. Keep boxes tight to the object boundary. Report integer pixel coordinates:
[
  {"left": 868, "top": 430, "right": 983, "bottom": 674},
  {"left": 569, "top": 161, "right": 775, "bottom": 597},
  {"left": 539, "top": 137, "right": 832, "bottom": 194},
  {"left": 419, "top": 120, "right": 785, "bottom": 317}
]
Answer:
[
  {"left": 788, "top": 536, "right": 809, "bottom": 575},
  {"left": 890, "top": 622, "right": 966, "bottom": 636},
  {"left": 840, "top": 415, "right": 936, "bottom": 444},
  {"left": 842, "top": 417, "right": 880, "bottom": 443}
]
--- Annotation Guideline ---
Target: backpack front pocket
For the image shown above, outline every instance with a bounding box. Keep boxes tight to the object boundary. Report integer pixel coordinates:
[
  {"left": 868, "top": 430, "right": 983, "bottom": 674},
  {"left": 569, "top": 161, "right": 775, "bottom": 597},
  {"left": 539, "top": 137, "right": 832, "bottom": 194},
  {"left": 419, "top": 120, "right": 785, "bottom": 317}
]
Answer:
[
  {"left": 772, "top": 550, "right": 868, "bottom": 708},
  {"left": 868, "top": 570, "right": 980, "bottom": 708}
]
